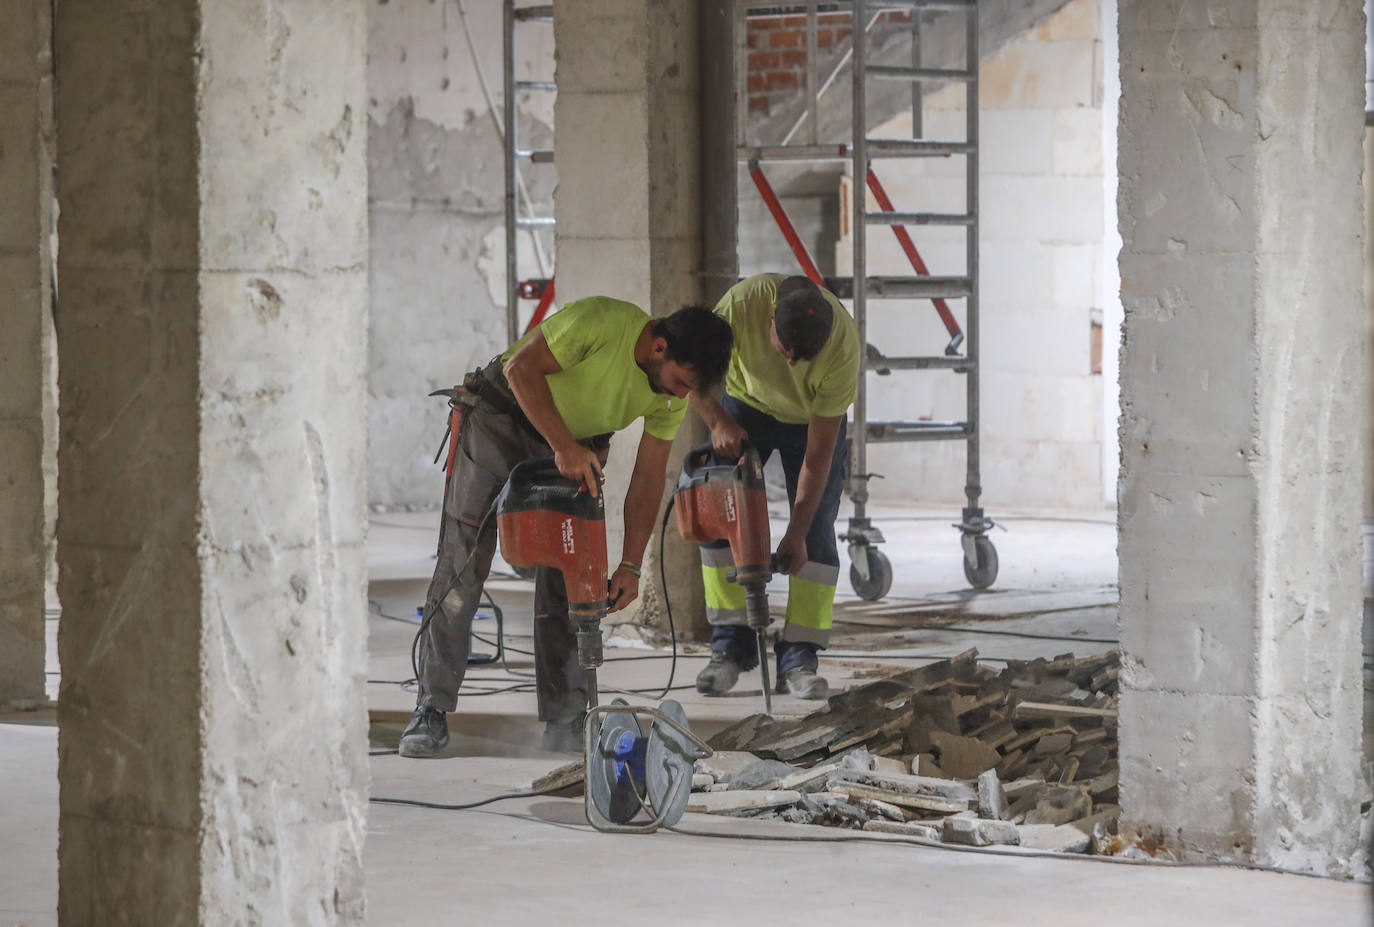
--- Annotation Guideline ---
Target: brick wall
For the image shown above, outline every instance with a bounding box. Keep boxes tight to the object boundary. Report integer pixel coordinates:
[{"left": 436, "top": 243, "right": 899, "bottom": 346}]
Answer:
[{"left": 746, "top": 9, "right": 913, "bottom": 115}]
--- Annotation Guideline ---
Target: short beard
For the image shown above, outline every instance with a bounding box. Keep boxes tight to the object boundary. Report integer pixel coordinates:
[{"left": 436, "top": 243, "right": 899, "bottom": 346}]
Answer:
[{"left": 644, "top": 356, "right": 670, "bottom": 395}]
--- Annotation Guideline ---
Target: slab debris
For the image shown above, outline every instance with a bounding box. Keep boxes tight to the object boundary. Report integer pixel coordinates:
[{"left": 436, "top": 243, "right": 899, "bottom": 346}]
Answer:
[{"left": 681, "top": 649, "right": 1123, "bottom": 855}]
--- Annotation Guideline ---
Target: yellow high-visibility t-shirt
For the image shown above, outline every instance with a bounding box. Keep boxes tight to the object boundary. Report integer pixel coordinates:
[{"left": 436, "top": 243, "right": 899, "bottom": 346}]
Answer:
[
  {"left": 715, "top": 274, "right": 860, "bottom": 424},
  {"left": 501, "top": 296, "right": 687, "bottom": 441}
]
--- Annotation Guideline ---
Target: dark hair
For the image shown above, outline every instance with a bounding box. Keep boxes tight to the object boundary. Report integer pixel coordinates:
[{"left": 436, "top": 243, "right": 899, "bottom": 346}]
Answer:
[
  {"left": 652, "top": 305, "right": 733, "bottom": 391},
  {"left": 774, "top": 276, "right": 834, "bottom": 361}
]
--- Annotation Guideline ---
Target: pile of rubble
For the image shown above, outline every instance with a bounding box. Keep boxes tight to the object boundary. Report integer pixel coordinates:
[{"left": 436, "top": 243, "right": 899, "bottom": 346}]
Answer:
[{"left": 689, "top": 648, "right": 1123, "bottom": 852}]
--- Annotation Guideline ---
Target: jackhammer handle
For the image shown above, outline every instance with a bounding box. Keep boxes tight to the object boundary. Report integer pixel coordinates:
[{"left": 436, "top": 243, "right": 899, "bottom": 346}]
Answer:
[
  {"left": 504, "top": 456, "right": 578, "bottom": 494},
  {"left": 683, "top": 440, "right": 761, "bottom": 472}
]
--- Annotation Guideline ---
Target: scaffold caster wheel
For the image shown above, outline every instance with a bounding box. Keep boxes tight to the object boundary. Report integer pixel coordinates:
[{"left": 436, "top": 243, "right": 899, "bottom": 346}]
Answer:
[
  {"left": 963, "top": 536, "right": 998, "bottom": 590},
  {"left": 849, "top": 548, "right": 893, "bottom": 601}
]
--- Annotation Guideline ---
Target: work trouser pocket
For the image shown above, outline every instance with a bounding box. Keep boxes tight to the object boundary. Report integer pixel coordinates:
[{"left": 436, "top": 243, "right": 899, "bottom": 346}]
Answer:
[{"left": 444, "top": 406, "right": 535, "bottom": 526}]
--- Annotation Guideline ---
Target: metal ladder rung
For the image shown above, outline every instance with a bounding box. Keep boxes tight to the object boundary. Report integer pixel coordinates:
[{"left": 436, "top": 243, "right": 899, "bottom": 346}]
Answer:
[
  {"left": 867, "top": 0, "right": 976, "bottom": 8},
  {"left": 866, "top": 65, "right": 975, "bottom": 83},
  {"left": 736, "top": 144, "right": 850, "bottom": 163},
  {"left": 865, "top": 212, "right": 973, "bottom": 226},
  {"left": 866, "top": 276, "right": 972, "bottom": 299},
  {"left": 516, "top": 80, "right": 557, "bottom": 91},
  {"left": 516, "top": 149, "right": 555, "bottom": 163},
  {"left": 866, "top": 421, "right": 972, "bottom": 443},
  {"left": 516, "top": 217, "right": 556, "bottom": 228},
  {"left": 867, "top": 139, "right": 974, "bottom": 157},
  {"left": 868, "top": 355, "right": 973, "bottom": 372},
  {"left": 513, "top": 5, "right": 554, "bottom": 21}
]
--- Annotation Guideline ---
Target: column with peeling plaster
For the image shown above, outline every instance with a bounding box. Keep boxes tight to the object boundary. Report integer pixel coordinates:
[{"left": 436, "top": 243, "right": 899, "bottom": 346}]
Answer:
[
  {"left": 554, "top": 0, "right": 710, "bottom": 638},
  {"left": 1117, "top": 0, "right": 1365, "bottom": 876},
  {"left": 55, "top": 1, "right": 370, "bottom": 921}
]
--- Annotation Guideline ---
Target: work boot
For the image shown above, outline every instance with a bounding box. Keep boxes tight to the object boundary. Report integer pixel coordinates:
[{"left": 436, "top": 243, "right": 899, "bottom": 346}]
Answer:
[
  {"left": 695, "top": 652, "right": 747, "bottom": 695},
  {"left": 777, "top": 666, "right": 829, "bottom": 700},
  {"left": 398, "top": 706, "right": 449, "bottom": 758},
  {"left": 541, "top": 718, "right": 585, "bottom": 755}
]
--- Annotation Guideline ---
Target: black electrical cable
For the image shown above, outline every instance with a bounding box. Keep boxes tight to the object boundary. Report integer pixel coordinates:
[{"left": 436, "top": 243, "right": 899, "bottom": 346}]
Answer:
[{"left": 370, "top": 783, "right": 577, "bottom": 811}]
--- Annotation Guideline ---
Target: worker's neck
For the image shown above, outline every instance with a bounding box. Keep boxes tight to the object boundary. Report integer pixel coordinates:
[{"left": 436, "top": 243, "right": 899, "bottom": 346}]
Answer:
[{"left": 633, "top": 320, "right": 656, "bottom": 370}]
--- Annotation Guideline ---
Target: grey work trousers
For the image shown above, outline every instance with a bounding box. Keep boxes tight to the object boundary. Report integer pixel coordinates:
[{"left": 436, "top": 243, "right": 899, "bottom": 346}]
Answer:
[{"left": 414, "top": 397, "right": 594, "bottom": 724}]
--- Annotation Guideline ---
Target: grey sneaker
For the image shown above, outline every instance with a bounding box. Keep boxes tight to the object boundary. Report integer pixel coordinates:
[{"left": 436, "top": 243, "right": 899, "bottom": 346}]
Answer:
[
  {"left": 695, "top": 652, "right": 745, "bottom": 695},
  {"left": 398, "top": 706, "right": 449, "bottom": 758},
  {"left": 541, "top": 718, "right": 585, "bottom": 755},
  {"left": 778, "top": 666, "right": 829, "bottom": 700}
]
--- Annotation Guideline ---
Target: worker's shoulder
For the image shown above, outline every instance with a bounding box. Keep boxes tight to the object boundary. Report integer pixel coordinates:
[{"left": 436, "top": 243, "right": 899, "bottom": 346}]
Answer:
[
  {"left": 724, "top": 273, "right": 784, "bottom": 305},
  {"left": 564, "top": 294, "right": 648, "bottom": 317},
  {"left": 560, "top": 295, "right": 650, "bottom": 329}
]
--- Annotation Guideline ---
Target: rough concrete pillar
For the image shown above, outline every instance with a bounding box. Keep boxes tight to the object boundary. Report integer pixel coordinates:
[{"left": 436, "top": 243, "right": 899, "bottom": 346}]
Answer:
[
  {"left": 0, "top": 0, "right": 53, "bottom": 710},
  {"left": 55, "top": 2, "right": 369, "bottom": 922},
  {"left": 554, "top": 0, "right": 709, "bottom": 638},
  {"left": 1117, "top": 1, "right": 1365, "bottom": 875}
]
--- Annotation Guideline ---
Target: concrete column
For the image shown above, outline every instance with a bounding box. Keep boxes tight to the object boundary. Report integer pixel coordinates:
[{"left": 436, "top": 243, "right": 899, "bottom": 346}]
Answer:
[
  {"left": 55, "top": 1, "right": 369, "bottom": 922},
  {"left": 1117, "top": 1, "right": 1365, "bottom": 875},
  {"left": 0, "top": 0, "right": 53, "bottom": 710},
  {"left": 554, "top": 0, "right": 709, "bottom": 638}
]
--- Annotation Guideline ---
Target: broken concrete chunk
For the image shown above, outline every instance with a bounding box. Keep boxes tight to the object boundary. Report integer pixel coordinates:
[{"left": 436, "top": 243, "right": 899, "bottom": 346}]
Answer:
[
  {"left": 1084, "top": 769, "right": 1119, "bottom": 799},
  {"left": 1016, "top": 823, "right": 1092, "bottom": 853},
  {"left": 1001, "top": 777, "right": 1048, "bottom": 802},
  {"left": 942, "top": 816, "right": 1021, "bottom": 847},
  {"left": 863, "top": 819, "right": 941, "bottom": 840},
  {"left": 872, "top": 755, "right": 907, "bottom": 776},
  {"left": 775, "top": 761, "right": 839, "bottom": 792},
  {"left": 530, "top": 760, "right": 585, "bottom": 794},
  {"left": 912, "top": 753, "right": 952, "bottom": 779},
  {"left": 1014, "top": 701, "right": 1118, "bottom": 723},
  {"left": 977, "top": 769, "right": 1010, "bottom": 821},
  {"left": 1033, "top": 732, "right": 1074, "bottom": 756},
  {"left": 685, "top": 789, "right": 802, "bottom": 815},
  {"left": 854, "top": 796, "right": 907, "bottom": 822},
  {"left": 828, "top": 781, "right": 969, "bottom": 814},
  {"left": 1024, "top": 786, "right": 1092, "bottom": 826},
  {"left": 706, "top": 714, "right": 783, "bottom": 752},
  {"left": 695, "top": 751, "right": 762, "bottom": 783},
  {"left": 692, "top": 773, "right": 714, "bottom": 791},
  {"left": 838, "top": 747, "right": 876, "bottom": 772},
  {"left": 832, "top": 768, "right": 976, "bottom": 802},
  {"left": 729, "top": 759, "right": 798, "bottom": 791},
  {"left": 927, "top": 731, "right": 1001, "bottom": 779}
]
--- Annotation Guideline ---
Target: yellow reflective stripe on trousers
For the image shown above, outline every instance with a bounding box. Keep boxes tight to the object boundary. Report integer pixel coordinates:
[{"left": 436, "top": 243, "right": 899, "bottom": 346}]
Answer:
[
  {"left": 701, "top": 563, "right": 748, "bottom": 625},
  {"left": 782, "top": 563, "right": 836, "bottom": 646}
]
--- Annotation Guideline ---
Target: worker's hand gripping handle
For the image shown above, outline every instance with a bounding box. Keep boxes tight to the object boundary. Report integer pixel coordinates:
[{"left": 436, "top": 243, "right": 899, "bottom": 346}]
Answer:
[{"left": 681, "top": 439, "right": 761, "bottom": 473}]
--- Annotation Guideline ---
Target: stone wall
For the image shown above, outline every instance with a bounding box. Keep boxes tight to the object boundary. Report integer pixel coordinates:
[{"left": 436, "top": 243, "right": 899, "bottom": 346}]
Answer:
[{"left": 368, "top": 0, "right": 556, "bottom": 510}]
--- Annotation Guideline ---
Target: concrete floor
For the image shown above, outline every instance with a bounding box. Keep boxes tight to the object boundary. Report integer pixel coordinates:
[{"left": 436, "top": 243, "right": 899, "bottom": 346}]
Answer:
[{"left": 3, "top": 502, "right": 1370, "bottom": 925}]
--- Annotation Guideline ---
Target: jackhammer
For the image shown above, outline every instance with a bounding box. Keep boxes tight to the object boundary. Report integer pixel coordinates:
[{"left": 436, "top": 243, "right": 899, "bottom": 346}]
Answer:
[
  {"left": 672, "top": 442, "right": 778, "bottom": 714},
  {"left": 494, "top": 458, "right": 709, "bottom": 833}
]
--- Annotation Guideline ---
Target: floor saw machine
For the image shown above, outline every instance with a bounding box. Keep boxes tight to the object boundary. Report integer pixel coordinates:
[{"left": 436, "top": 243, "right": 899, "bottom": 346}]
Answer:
[{"left": 492, "top": 446, "right": 781, "bottom": 833}]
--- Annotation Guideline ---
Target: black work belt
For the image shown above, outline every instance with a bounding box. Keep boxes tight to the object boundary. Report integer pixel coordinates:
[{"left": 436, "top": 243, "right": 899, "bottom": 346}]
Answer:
[{"left": 465, "top": 359, "right": 531, "bottom": 428}]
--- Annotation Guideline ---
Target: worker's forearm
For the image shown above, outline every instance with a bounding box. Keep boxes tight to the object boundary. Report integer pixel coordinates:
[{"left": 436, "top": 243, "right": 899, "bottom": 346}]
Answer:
[
  {"left": 787, "top": 454, "right": 832, "bottom": 541},
  {"left": 505, "top": 361, "right": 578, "bottom": 454},
  {"left": 691, "top": 393, "right": 731, "bottom": 431}
]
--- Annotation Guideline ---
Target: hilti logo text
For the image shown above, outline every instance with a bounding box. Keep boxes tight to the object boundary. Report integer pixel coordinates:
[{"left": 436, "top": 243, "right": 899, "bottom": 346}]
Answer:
[
  {"left": 724, "top": 491, "right": 737, "bottom": 523},
  {"left": 561, "top": 518, "right": 575, "bottom": 555}
]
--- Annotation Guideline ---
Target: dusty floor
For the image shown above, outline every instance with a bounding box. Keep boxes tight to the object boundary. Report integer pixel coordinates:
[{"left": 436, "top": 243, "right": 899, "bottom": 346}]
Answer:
[{"left": 3, "top": 502, "right": 1370, "bottom": 925}]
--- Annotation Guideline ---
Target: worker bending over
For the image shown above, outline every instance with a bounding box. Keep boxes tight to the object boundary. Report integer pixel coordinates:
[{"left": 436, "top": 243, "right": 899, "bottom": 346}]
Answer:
[
  {"left": 401, "top": 298, "right": 733, "bottom": 757},
  {"left": 692, "top": 274, "right": 860, "bottom": 700}
]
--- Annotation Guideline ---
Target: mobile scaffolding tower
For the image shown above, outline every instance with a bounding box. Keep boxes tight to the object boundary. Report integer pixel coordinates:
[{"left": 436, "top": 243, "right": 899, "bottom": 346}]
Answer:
[
  {"left": 503, "top": 1, "right": 557, "bottom": 344},
  {"left": 735, "top": 0, "right": 998, "bottom": 600}
]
